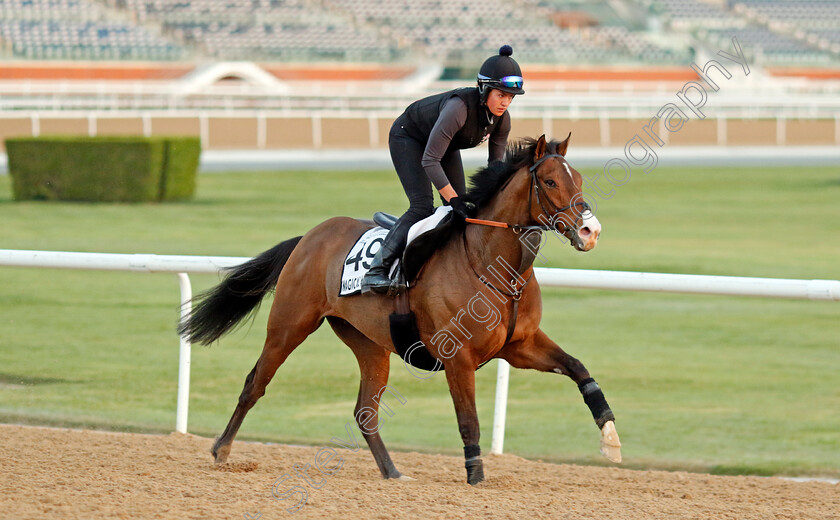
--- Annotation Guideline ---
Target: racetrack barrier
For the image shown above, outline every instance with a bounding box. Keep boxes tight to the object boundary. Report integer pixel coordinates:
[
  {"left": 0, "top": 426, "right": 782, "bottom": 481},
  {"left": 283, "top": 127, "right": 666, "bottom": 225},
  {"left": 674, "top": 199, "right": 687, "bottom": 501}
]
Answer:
[
  {"left": 0, "top": 249, "right": 248, "bottom": 434},
  {"left": 1, "top": 249, "right": 838, "bottom": 449}
]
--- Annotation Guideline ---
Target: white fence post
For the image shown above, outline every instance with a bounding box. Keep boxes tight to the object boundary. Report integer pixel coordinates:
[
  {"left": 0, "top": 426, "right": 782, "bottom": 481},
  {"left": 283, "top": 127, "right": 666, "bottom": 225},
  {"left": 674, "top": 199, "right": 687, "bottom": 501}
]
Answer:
[
  {"left": 175, "top": 273, "right": 192, "bottom": 434},
  {"left": 490, "top": 359, "right": 510, "bottom": 455}
]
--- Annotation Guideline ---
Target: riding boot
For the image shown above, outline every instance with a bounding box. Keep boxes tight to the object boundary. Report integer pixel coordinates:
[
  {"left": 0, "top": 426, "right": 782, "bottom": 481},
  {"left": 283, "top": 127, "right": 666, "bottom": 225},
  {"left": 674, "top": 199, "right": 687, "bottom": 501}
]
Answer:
[{"left": 361, "top": 219, "right": 412, "bottom": 295}]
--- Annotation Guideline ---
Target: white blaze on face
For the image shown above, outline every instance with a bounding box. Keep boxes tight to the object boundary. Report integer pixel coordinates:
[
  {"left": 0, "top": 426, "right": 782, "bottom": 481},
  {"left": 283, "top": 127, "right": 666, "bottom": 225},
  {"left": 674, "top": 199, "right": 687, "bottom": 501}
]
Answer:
[{"left": 563, "top": 162, "right": 573, "bottom": 180}]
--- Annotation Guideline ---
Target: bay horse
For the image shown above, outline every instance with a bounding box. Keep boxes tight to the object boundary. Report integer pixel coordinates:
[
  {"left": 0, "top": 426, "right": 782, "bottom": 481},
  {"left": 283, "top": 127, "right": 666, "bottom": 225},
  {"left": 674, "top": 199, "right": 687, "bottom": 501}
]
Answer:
[{"left": 179, "top": 134, "right": 622, "bottom": 485}]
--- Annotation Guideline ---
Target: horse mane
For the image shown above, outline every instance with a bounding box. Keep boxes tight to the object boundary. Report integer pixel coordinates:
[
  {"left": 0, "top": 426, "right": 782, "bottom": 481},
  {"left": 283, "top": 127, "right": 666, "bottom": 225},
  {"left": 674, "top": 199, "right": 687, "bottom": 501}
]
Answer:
[{"left": 464, "top": 137, "right": 559, "bottom": 209}]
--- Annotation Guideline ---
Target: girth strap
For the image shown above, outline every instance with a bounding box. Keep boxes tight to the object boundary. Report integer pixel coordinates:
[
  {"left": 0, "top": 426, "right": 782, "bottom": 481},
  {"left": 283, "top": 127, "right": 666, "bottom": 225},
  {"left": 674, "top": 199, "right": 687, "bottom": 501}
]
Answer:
[{"left": 505, "top": 298, "right": 520, "bottom": 345}]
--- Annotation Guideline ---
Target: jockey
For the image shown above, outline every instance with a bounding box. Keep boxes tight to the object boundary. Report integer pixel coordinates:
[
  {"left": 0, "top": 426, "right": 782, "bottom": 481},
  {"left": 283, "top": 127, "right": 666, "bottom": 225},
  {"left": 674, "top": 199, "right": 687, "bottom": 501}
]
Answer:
[{"left": 362, "top": 45, "right": 525, "bottom": 295}]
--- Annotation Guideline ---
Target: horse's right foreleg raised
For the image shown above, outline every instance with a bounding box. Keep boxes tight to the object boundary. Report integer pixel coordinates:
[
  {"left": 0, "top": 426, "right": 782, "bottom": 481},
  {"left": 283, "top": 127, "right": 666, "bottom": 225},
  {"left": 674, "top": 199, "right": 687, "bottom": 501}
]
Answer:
[{"left": 498, "top": 328, "right": 622, "bottom": 464}]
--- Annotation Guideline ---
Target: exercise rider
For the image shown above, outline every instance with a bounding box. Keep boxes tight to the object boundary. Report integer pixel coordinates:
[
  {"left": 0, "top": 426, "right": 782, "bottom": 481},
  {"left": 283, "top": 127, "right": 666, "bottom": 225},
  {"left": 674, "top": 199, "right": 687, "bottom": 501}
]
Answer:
[{"left": 361, "top": 45, "right": 525, "bottom": 295}]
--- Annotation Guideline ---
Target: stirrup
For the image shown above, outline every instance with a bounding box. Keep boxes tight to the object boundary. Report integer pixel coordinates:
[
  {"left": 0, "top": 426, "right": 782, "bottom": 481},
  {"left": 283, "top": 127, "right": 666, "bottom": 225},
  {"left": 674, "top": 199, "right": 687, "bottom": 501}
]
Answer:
[
  {"left": 386, "top": 279, "right": 407, "bottom": 297},
  {"left": 361, "top": 275, "right": 390, "bottom": 294},
  {"left": 387, "top": 264, "right": 408, "bottom": 296},
  {"left": 362, "top": 265, "right": 407, "bottom": 297}
]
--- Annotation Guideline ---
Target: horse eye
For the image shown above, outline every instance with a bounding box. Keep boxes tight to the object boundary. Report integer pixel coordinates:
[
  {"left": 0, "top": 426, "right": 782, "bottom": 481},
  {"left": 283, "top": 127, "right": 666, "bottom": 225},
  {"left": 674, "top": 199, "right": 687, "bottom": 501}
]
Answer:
[{"left": 545, "top": 179, "right": 557, "bottom": 188}]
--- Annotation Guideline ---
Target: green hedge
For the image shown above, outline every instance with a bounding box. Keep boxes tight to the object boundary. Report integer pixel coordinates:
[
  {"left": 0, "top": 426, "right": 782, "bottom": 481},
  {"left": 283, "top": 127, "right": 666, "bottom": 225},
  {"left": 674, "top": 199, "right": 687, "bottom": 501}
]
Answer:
[
  {"left": 160, "top": 137, "right": 200, "bottom": 201},
  {"left": 5, "top": 136, "right": 200, "bottom": 202}
]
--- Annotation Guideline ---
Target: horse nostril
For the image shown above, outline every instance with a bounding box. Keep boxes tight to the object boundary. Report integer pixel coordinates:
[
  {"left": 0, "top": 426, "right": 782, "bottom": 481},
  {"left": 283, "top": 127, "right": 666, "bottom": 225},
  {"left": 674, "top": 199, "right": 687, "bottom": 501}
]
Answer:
[{"left": 578, "top": 226, "right": 591, "bottom": 238}]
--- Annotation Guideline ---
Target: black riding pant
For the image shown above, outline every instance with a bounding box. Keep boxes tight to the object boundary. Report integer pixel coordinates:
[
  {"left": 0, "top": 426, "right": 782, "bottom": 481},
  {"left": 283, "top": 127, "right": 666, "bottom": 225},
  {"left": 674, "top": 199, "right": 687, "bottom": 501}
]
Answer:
[{"left": 384, "top": 119, "right": 465, "bottom": 252}]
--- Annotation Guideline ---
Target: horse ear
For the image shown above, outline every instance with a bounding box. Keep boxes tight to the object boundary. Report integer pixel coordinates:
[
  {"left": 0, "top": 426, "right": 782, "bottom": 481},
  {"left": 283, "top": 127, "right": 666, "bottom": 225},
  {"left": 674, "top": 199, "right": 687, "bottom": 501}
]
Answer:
[
  {"left": 534, "top": 135, "right": 547, "bottom": 161},
  {"left": 557, "top": 132, "right": 571, "bottom": 157}
]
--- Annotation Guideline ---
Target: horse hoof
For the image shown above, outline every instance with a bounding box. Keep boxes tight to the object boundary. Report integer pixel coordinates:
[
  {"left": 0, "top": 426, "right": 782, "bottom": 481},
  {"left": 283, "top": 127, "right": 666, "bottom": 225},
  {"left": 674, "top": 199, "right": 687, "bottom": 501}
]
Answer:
[
  {"left": 396, "top": 475, "right": 416, "bottom": 481},
  {"left": 212, "top": 444, "right": 231, "bottom": 464},
  {"left": 466, "top": 459, "right": 485, "bottom": 485},
  {"left": 467, "top": 473, "right": 485, "bottom": 486},
  {"left": 599, "top": 420, "right": 622, "bottom": 464}
]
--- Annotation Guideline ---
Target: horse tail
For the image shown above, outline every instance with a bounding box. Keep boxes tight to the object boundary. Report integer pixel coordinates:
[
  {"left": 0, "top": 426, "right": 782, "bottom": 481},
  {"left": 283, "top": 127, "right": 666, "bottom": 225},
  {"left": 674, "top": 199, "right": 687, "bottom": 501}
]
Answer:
[{"left": 178, "top": 236, "right": 303, "bottom": 345}]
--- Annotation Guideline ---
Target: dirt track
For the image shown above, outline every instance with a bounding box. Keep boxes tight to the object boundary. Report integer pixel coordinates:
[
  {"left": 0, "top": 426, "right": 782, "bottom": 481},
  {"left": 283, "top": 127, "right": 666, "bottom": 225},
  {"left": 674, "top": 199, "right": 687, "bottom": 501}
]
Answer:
[{"left": 1, "top": 424, "right": 837, "bottom": 520}]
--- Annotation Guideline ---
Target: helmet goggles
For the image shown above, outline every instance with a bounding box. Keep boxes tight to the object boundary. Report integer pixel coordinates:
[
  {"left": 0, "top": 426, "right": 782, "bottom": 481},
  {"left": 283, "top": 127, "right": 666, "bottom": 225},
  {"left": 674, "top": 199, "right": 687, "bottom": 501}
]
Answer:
[
  {"left": 478, "top": 73, "right": 524, "bottom": 94},
  {"left": 497, "top": 75, "right": 523, "bottom": 89}
]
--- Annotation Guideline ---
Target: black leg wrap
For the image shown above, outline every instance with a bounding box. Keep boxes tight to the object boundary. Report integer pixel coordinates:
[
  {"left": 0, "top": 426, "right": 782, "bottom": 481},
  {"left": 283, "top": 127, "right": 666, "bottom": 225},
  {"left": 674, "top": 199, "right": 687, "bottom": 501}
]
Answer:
[
  {"left": 464, "top": 444, "right": 484, "bottom": 485},
  {"left": 578, "top": 378, "right": 615, "bottom": 429},
  {"left": 463, "top": 444, "right": 481, "bottom": 459}
]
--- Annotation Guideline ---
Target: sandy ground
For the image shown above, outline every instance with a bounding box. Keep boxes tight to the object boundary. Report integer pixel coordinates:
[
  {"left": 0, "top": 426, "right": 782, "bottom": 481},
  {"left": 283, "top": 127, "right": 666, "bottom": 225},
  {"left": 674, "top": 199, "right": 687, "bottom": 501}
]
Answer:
[{"left": 1, "top": 424, "right": 837, "bottom": 520}]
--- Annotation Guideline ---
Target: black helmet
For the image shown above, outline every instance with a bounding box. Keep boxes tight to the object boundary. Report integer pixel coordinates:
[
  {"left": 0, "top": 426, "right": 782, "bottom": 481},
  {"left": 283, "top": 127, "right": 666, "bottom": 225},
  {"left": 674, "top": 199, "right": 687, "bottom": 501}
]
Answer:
[{"left": 477, "top": 45, "right": 525, "bottom": 102}]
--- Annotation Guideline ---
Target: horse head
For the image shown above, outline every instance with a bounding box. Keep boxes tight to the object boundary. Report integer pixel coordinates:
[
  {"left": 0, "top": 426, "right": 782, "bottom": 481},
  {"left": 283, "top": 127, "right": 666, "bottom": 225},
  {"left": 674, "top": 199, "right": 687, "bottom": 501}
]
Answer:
[
  {"left": 527, "top": 134, "right": 601, "bottom": 251},
  {"left": 467, "top": 134, "right": 601, "bottom": 252}
]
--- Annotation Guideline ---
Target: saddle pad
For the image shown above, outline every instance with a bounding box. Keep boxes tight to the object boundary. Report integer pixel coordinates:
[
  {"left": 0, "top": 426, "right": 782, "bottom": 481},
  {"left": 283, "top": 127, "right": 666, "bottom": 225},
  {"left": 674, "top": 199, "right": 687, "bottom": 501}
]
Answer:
[
  {"left": 402, "top": 205, "right": 455, "bottom": 283},
  {"left": 406, "top": 205, "right": 453, "bottom": 244},
  {"left": 339, "top": 206, "right": 455, "bottom": 297},
  {"left": 339, "top": 227, "right": 389, "bottom": 296}
]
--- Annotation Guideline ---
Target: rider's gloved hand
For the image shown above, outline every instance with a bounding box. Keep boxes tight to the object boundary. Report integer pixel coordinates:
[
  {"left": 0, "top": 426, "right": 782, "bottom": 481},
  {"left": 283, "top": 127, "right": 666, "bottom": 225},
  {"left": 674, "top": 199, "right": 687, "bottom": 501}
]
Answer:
[{"left": 448, "top": 197, "right": 474, "bottom": 220}]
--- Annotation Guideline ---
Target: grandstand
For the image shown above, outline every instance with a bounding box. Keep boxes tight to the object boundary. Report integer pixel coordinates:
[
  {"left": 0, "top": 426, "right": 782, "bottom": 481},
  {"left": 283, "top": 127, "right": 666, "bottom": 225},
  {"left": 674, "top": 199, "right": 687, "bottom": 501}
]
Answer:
[
  {"left": 0, "top": 0, "right": 186, "bottom": 60},
  {"left": 642, "top": 0, "right": 742, "bottom": 30},
  {"left": 0, "top": 0, "right": 839, "bottom": 152},
  {"left": 120, "top": 0, "right": 401, "bottom": 62},
  {"left": 732, "top": 0, "right": 840, "bottom": 58},
  {"left": 0, "top": 0, "right": 836, "bottom": 68}
]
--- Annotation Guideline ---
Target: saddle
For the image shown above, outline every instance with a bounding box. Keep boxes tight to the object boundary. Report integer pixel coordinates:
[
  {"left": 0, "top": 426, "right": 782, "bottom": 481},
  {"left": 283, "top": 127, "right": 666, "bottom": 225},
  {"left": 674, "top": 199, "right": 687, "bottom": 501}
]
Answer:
[
  {"left": 373, "top": 207, "right": 457, "bottom": 284},
  {"left": 372, "top": 211, "right": 398, "bottom": 229}
]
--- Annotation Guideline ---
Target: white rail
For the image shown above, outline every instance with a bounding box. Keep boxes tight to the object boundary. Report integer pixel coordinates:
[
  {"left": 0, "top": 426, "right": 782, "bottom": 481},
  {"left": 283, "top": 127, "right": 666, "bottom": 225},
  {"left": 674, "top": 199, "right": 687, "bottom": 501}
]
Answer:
[
  {"left": 489, "top": 267, "right": 840, "bottom": 455},
  {"left": 0, "top": 249, "right": 248, "bottom": 434},
  {"left": 532, "top": 267, "right": 840, "bottom": 301},
  {"left": 0, "top": 249, "right": 247, "bottom": 273},
  {"left": 1, "top": 249, "right": 837, "bottom": 448}
]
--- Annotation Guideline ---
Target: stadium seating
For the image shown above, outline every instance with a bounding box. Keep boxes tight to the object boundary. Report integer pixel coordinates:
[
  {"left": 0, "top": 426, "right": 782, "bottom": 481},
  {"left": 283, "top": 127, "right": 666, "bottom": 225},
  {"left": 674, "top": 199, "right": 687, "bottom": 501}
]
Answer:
[
  {"left": 120, "top": 0, "right": 399, "bottom": 61},
  {"left": 0, "top": 0, "right": 836, "bottom": 66},
  {"left": 733, "top": 0, "right": 840, "bottom": 57},
  {"left": 699, "top": 26, "right": 832, "bottom": 65},
  {"left": 643, "top": 0, "right": 742, "bottom": 30},
  {"left": 0, "top": 0, "right": 186, "bottom": 60},
  {"left": 324, "top": 0, "right": 689, "bottom": 65},
  {"left": 734, "top": 0, "right": 840, "bottom": 30}
]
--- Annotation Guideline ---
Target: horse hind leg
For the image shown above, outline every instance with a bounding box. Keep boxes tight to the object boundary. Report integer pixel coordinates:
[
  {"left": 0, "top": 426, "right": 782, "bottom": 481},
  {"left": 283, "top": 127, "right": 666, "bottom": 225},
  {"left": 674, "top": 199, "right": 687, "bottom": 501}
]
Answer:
[
  {"left": 212, "top": 307, "right": 325, "bottom": 464},
  {"left": 327, "top": 317, "right": 407, "bottom": 480}
]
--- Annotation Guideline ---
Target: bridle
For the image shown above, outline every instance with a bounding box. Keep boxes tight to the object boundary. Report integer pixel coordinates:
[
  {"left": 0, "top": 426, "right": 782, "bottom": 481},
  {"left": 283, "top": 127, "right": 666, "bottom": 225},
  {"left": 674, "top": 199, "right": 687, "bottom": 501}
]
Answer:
[
  {"left": 466, "top": 153, "right": 592, "bottom": 237},
  {"left": 526, "top": 153, "right": 591, "bottom": 236}
]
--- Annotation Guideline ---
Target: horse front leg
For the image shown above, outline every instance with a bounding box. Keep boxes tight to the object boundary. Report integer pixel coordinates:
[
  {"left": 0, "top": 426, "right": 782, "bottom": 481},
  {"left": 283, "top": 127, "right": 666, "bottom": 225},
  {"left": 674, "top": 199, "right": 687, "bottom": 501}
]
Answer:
[
  {"left": 498, "top": 329, "right": 622, "bottom": 463},
  {"left": 444, "top": 358, "right": 484, "bottom": 485}
]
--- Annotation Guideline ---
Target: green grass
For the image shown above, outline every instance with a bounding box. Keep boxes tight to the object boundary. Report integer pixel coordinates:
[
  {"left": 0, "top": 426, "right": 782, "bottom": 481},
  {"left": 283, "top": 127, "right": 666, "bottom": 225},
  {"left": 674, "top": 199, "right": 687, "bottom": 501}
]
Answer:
[{"left": 1, "top": 165, "right": 839, "bottom": 478}]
